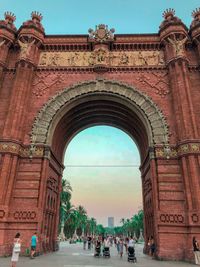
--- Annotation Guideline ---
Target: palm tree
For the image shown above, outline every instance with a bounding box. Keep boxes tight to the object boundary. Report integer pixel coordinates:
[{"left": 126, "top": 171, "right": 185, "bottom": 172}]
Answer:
[
  {"left": 88, "top": 217, "right": 97, "bottom": 235},
  {"left": 74, "top": 205, "right": 87, "bottom": 237},
  {"left": 60, "top": 179, "right": 72, "bottom": 239},
  {"left": 96, "top": 224, "right": 105, "bottom": 235}
]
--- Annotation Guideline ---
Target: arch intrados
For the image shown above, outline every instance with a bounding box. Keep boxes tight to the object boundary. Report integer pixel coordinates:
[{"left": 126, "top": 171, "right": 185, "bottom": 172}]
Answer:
[
  {"left": 50, "top": 96, "right": 149, "bottom": 161},
  {"left": 48, "top": 92, "right": 152, "bottom": 147}
]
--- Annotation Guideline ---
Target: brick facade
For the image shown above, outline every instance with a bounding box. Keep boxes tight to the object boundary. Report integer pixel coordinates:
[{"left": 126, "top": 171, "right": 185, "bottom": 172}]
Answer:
[{"left": 0, "top": 9, "right": 199, "bottom": 262}]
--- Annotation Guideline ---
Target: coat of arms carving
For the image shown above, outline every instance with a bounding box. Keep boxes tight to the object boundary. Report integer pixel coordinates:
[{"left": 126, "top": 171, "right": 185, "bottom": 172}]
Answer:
[{"left": 88, "top": 24, "right": 115, "bottom": 43}]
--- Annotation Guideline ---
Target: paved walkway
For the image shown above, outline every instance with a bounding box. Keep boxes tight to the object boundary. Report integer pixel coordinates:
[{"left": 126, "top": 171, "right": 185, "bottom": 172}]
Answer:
[{"left": 0, "top": 242, "right": 195, "bottom": 267}]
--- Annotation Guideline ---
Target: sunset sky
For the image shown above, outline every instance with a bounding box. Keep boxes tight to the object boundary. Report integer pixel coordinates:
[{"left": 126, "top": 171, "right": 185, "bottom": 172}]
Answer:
[
  {"left": 1, "top": 0, "right": 197, "bottom": 226},
  {"left": 63, "top": 126, "right": 141, "bottom": 226}
]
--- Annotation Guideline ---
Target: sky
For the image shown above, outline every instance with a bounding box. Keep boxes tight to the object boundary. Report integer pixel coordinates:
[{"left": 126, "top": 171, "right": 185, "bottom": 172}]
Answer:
[
  {"left": 64, "top": 126, "right": 141, "bottom": 226},
  {"left": 1, "top": 0, "right": 197, "bottom": 226},
  {"left": 0, "top": 0, "right": 199, "bottom": 35}
]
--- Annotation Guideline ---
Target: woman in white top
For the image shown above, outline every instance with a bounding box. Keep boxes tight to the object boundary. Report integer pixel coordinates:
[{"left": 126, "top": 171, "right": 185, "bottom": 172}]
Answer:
[
  {"left": 104, "top": 237, "right": 110, "bottom": 248},
  {"left": 11, "top": 233, "right": 22, "bottom": 267}
]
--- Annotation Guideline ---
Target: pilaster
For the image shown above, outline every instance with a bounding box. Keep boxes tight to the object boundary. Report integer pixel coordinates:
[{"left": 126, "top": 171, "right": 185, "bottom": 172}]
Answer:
[
  {"left": 0, "top": 12, "right": 16, "bottom": 85},
  {"left": 3, "top": 12, "right": 45, "bottom": 141}
]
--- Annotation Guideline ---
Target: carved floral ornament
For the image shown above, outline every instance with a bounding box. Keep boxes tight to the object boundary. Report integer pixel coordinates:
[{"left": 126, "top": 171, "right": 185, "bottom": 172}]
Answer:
[
  {"left": 38, "top": 50, "right": 165, "bottom": 67},
  {"left": 31, "top": 79, "right": 169, "bottom": 146}
]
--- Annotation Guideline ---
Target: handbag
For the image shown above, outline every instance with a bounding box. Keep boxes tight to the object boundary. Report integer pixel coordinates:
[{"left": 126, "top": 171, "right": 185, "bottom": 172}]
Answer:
[{"left": 14, "top": 242, "right": 21, "bottom": 253}]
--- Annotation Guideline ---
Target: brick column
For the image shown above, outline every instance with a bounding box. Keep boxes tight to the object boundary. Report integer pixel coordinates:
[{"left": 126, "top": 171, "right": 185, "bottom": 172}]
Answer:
[{"left": 0, "top": 12, "right": 45, "bottom": 255}]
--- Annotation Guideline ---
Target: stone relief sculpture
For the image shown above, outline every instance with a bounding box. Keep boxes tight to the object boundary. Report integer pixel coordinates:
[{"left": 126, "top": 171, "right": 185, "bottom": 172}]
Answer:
[
  {"left": 18, "top": 39, "right": 35, "bottom": 59},
  {"left": 168, "top": 35, "right": 187, "bottom": 57},
  {"left": 38, "top": 51, "right": 165, "bottom": 67},
  {"left": 119, "top": 52, "right": 129, "bottom": 65}
]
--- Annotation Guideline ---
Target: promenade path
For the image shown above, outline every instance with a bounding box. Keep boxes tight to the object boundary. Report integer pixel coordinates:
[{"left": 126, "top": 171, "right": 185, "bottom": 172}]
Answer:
[{"left": 0, "top": 241, "right": 195, "bottom": 267}]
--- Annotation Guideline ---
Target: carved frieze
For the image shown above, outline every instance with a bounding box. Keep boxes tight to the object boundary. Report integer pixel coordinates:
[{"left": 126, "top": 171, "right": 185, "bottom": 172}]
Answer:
[
  {"left": 155, "top": 143, "right": 200, "bottom": 158},
  {"left": 38, "top": 50, "right": 165, "bottom": 68},
  {"left": 0, "top": 142, "right": 44, "bottom": 158}
]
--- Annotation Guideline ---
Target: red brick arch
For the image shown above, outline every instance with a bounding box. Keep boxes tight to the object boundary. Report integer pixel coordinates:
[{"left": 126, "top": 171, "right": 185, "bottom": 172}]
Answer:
[
  {"left": 0, "top": 9, "right": 199, "bottom": 262},
  {"left": 31, "top": 79, "right": 169, "bottom": 149}
]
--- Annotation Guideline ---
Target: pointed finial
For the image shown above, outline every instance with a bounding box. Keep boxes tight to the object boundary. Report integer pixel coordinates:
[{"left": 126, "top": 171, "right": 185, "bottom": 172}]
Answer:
[
  {"left": 162, "top": 8, "right": 175, "bottom": 20},
  {"left": 192, "top": 8, "right": 200, "bottom": 19},
  {"left": 31, "top": 11, "right": 43, "bottom": 22},
  {"left": 4, "top": 11, "right": 16, "bottom": 23}
]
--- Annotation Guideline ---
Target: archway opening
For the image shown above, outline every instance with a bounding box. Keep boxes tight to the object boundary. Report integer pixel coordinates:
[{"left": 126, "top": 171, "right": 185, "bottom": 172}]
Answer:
[
  {"left": 63, "top": 125, "right": 142, "bottom": 228},
  {"left": 36, "top": 81, "right": 167, "bottom": 257}
]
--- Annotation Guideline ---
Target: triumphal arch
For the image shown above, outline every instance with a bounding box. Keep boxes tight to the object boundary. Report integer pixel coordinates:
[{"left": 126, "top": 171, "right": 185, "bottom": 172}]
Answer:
[{"left": 0, "top": 8, "right": 200, "bottom": 261}]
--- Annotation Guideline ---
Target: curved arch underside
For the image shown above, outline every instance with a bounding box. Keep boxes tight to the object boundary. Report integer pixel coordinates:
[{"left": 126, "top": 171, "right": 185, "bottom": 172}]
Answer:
[
  {"left": 31, "top": 80, "right": 169, "bottom": 161},
  {"left": 51, "top": 95, "right": 149, "bottom": 161}
]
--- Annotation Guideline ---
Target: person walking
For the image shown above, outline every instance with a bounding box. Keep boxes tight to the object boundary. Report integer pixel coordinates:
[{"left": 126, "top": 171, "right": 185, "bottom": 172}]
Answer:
[
  {"left": 119, "top": 238, "right": 124, "bottom": 258},
  {"left": 87, "top": 235, "right": 92, "bottom": 250},
  {"left": 11, "top": 233, "right": 22, "bottom": 267},
  {"left": 124, "top": 237, "right": 129, "bottom": 254},
  {"left": 30, "top": 232, "right": 38, "bottom": 259},
  {"left": 83, "top": 235, "right": 87, "bottom": 250},
  {"left": 193, "top": 236, "right": 200, "bottom": 265},
  {"left": 116, "top": 236, "right": 120, "bottom": 254}
]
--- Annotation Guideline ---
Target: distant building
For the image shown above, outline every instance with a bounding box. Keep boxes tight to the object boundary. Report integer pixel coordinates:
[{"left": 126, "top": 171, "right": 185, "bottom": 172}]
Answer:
[{"left": 108, "top": 217, "right": 114, "bottom": 228}]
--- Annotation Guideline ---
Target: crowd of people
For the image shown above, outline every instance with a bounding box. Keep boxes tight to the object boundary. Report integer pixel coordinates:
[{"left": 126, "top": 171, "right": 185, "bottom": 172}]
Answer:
[
  {"left": 9, "top": 232, "right": 200, "bottom": 266},
  {"left": 80, "top": 234, "right": 137, "bottom": 259}
]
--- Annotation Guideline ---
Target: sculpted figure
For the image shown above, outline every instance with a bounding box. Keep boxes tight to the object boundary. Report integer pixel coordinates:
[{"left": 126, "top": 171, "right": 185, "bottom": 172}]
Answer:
[
  {"left": 18, "top": 39, "right": 35, "bottom": 59},
  {"left": 96, "top": 49, "right": 107, "bottom": 64},
  {"left": 40, "top": 53, "right": 47, "bottom": 65},
  {"left": 108, "top": 52, "right": 118, "bottom": 66},
  {"left": 119, "top": 52, "right": 129, "bottom": 65},
  {"left": 68, "top": 52, "right": 79, "bottom": 66},
  {"left": 168, "top": 35, "right": 187, "bottom": 57},
  {"left": 49, "top": 53, "right": 60, "bottom": 66},
  {"left": 138, "top": 51, "right": 148, "bottom": 65},
  {"left": 88, "top": 53, "right": 95, "bottom": 66}
]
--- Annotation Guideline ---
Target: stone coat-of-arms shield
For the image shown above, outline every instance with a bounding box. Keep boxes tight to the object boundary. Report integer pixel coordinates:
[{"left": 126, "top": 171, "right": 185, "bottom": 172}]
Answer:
[{"left": 97, "top": 28, "right": 107, "bottom": 40}]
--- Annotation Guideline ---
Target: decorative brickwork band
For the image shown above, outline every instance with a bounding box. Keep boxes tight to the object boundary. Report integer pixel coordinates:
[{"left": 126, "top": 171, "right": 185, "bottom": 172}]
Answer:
[
  {"left": 0, "top": 141, "right": 44, "bottom": 158},
  {"left": 155, "top": 142, "right": 200, "bottom": 158},
  {"left": 159, "top": 213, "right": 184, "bottom": 224},
  {"left": 13, "top": 211, "right": 36, "bottom": 220}
]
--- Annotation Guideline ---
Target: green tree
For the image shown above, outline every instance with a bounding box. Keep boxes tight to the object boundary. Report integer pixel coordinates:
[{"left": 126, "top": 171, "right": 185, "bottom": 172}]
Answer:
[
  {"left": 74, "top": 205, "right": 87, "bottom": 237},
  {"left": 60, "top": 179, "right": 72, "bottom": 239},
  {"left": 96, "top": 224, "right": 106, "bottom": 235}
]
